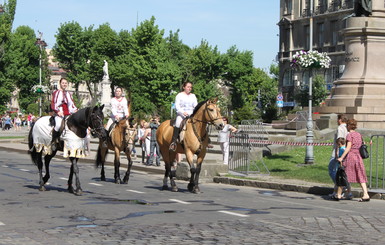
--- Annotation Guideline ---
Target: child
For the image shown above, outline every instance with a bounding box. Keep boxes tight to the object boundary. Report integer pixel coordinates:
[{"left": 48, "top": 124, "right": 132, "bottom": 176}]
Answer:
[
  {"left": 329, "top": 137, "right": 345, "bottom": 199},
  {"left": 332, "top": 137, "right": 352, "bottom": 200}
]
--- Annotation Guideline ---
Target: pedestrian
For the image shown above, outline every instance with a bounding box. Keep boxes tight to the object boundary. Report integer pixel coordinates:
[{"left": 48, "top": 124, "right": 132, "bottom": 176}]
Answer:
[
  {"left": 27, "top": 113, "right": 32, "bottom": 130},
  {"left": 145, "top": 115, "right": 161, "bottom": 166},
  {"left": 143, "top": 122, "right": 151, "bottom": 164},
  {"left": 328, "top": 114, "right": 348, "bottom": 198},
  {"left": 337, "top": 119, "right": 370, "bottom": 202},
  {"left": 3, "top": 114, "right": 12, "bottom": 131},
  {"left": 169, "top": 81, "right": 198, "bottom": 151},
  {"left": 105, "top": 87, "right": 130, "bottom": 130},
  {"left": 138, "top": 119, "right": 147, "bottom": 164},
  {"left": 14, "top": 115, "right": 21, "bottom": 131},
  {"left": 51, "top": 78, "right": 78, "bottom": 150},
  {"left": 218, "top": 116, "right": 237, "bottom": 165}
]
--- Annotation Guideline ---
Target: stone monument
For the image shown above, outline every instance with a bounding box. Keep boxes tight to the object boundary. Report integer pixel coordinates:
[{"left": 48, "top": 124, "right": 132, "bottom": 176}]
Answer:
[
  {"left": 100, "top": 60, "right": 112, "bottom": 116},
  {"left": 318, "top": 0, "right": 385, "bottom": 129}
]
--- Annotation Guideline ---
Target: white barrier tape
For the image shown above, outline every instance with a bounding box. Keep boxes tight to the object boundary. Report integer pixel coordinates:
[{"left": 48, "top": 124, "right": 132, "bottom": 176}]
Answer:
[{"left": 249, "top": 139, "right": 333, "bottom": 146}]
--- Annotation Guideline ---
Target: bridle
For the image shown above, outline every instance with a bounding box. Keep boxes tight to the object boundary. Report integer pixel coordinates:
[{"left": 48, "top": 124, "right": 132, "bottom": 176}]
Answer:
[
  {"left": 89, "top": 112, "right": 105, "bottom": 139},
  {"left": 124, "top": 126, "right": 137, "bottom": 145},
  {"left": 191, "top": 102, "right": 221, "bottom": 125}
]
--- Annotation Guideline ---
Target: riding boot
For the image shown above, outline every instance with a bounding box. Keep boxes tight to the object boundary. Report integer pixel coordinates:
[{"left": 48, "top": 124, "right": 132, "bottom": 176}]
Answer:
[
  {"left": 169, "top": 127, "right": 179, "bottom": 151},
  {"left": 51, "top": 130, "right": 61, "bottom": 151}
]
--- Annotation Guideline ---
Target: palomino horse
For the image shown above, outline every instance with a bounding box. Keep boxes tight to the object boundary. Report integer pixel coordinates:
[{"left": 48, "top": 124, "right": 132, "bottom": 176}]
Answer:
[
  {"left": 157, "top": 98, "right": 224, "bottom": 193},
  {"left": 28, "top": 105, "right": 106, "bottom": 195},
  {"left": 95, "top": 118, "right": 138, "bottom": 184}
]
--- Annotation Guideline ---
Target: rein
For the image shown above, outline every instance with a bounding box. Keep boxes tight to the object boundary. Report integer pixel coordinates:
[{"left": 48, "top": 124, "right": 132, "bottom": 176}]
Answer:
[{"left": 189, "top": 103, "right": 219, "bottom": 155}]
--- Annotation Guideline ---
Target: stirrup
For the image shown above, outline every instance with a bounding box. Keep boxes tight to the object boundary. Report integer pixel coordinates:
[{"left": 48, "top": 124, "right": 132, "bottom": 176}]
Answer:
[{"left": 169, "top": 142, "right": 177, "bottom": 152}]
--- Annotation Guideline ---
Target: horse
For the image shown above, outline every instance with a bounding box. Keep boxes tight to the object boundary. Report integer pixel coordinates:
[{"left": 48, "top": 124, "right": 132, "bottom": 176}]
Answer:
[
  {"left": 95, "top": 118, "right": 138, "bottom": 184},
  {"left": 28, "top": 105, "right": 107, "bottom": 195},
  {"left": 156, "top": 98, "right": 224, "bottom": 193}
]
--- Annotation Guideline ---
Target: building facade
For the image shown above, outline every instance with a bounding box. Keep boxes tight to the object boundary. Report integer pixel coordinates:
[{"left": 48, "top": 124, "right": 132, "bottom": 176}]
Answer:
[{"left": 278, "top": 0, "right": 355, "bottom": 108}]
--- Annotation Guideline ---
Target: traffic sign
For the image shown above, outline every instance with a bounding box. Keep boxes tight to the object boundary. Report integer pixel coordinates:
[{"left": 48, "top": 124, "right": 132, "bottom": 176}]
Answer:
[
  {"left": 277, "top": 93, "right": 283, "bottom": 101},
  {"left": 276, "top": 100, "right": 283, "bottom": 108}
]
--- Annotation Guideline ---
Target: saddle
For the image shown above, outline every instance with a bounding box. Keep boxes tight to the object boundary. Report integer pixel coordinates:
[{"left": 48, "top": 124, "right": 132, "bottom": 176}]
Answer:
[{"left": 170, "top": 118, "right": 188, "bottom": 143}]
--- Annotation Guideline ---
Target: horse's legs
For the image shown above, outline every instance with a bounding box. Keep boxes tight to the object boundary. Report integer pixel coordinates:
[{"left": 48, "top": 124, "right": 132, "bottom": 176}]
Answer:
[
  {"left": 69, "top": 157, "right": 82, "bottom": 195},
  {"left": 169, "top": 161, "right": 178, "bottom": 192},
  {"left": 114, "top": 149, "right": 122, "bottom": 184},
  {"left": 123, "top": 147, "right": 133, "bottom": 184},
  {"left": 42, "top": 153, "right": 54, "bottom": 184},
  {"left": 36, "top": 153, "right": 45, "bottom": 191},
  {"left": 185, "top": 151, "right": 197, "bottom": 192},
  {"left": 68, "top": 163, "right": 74, "bottom": 193},
  {"left": 162, "top": 162, "right": 170, "bottom": 190},
  {"left": 99, "top": 147, "right": 108, "bottom": 181},
  {"left": 191, "top": 155, "right": 204, "bottom": 193}
]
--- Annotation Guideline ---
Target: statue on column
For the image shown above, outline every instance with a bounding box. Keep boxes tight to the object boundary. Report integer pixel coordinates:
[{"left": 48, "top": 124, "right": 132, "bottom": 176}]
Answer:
[
  {"left": 354, "top": 0, "right": 372, "bottom": 17},
  {"left": 103, "top": 60, "right": 109, "bottom": 80}
]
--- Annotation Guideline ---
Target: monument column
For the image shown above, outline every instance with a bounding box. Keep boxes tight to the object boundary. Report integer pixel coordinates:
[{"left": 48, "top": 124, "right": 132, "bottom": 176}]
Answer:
[
  {"left": 100, "top": 60, "right": 112, "bottom": 117},
  {"left": 318, "top": 0, "right": 385, "bottom": 128}
]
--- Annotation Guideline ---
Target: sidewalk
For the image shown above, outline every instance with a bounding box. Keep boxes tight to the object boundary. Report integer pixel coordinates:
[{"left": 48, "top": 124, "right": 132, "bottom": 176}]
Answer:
[{"left": 0, "top": 127, "right": 383, "bottom": 200}]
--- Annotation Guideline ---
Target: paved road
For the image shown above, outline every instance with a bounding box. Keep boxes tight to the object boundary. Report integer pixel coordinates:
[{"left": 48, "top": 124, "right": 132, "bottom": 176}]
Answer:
[{"left": 0, "top": 150, "right": 384, "bottom": 244}]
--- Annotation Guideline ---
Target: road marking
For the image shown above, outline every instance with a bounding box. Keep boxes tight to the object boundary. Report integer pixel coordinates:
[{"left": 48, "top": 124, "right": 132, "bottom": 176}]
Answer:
[
  {"left": 0, "top": 221, "right": 5, "bottom": 226},
  {"left": 218, "top": 210, "right": 249, "bottom": 217},
  {"left": 59, "top": 177, "right": 68, "bottom": 181},
  {"left": 2, "top": 165, "right": 9, "bottom": 168},
  {"left": 89, "top": 183, "right": 103, "bottom": 186},
  {"left": 169, "top": 199, "right": 191, "bottom": 205},
  {"left": 19, "top": 169, "right": 30, "bottom": 172},
  {"left": 127, "top": 189, "right": 145, "bottom": 194}
]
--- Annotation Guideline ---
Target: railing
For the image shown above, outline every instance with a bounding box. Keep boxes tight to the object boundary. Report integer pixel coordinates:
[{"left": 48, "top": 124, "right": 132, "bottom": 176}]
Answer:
[
  {"left": 228, "top": 120, "right": 269, "bottom": 175},
  {"left": 369, "top": 135, "right": 385, "bottom": 192}
]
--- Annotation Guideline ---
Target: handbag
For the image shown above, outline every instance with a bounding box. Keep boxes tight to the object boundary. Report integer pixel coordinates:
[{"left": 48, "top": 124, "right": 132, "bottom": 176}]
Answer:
[
  {"left": 359, "top": 136, "right": 369, "bottom": 159},
  {"left": 336, "top": 166, "right": 349, "bottom": 187}
]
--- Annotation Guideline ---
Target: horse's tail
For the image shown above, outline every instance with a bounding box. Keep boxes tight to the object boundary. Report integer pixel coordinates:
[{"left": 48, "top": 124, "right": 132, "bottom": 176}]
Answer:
[
  {"left": 28, "top": 123, "right": 38, "bottom": 166},
  {"left": 95, "top": 144, "right": 106, "bottom": 168}
]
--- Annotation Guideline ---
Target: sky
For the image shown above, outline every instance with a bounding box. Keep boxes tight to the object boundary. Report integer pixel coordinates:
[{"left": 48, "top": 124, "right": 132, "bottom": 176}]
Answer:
[{"left": 11, "top": 0, "right": 280, "bottom": 70}]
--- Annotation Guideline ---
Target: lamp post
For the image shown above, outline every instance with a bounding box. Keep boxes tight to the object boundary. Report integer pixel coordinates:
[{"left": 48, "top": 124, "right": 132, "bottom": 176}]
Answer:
[
  {"left": 35, "top": 32, "right": 47, "bottom": 117},
  {"left": 305, "top": 0, "right": 314, "bottom": 164}
]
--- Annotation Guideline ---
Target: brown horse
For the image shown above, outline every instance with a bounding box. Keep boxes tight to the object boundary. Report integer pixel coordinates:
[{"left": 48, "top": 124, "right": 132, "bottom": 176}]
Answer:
[
  {"left": 95, "top": 118, "right": 137, "bottom": 184},
  {"left": 157, "top": 98, "right": 224, "bottom": 193}
]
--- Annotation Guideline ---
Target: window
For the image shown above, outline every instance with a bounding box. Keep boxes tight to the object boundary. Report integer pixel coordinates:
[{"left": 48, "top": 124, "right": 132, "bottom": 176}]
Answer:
[
  {"left": 330, "top": 20, "right": 338, "bottom": 46},
  {"left": 302, "top": 70, "right": 310, "bottom": 87},
  {"left": 304, "top": 25, "right": 310, "bottom": 50},
  {"left": 317, "top": 22, "right": 324, "bottom": 48},
  {"left": 285, "top": 0, "right": 293, "bottom": 15},
  {"left": 284, "top": 28, "right": 291, "bottom": 51},
  {"left": 283, "top": 69, "right": 293, "bottom": 86}
]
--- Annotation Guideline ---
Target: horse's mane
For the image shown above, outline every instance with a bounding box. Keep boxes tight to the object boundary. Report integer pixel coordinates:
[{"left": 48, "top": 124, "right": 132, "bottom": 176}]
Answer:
[{"left": 190, "top": 100, "right": 208, "bottom": 117}]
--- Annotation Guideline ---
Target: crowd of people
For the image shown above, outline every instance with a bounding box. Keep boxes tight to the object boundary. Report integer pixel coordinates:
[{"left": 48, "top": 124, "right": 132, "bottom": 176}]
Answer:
[{"left": 0, "top": 112, "right": 36, "bottom": 131}]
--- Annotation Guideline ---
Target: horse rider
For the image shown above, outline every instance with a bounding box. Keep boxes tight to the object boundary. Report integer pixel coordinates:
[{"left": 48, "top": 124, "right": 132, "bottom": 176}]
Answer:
[
  {"left": 51, "top": 78, "right": 78, "bottom": 150},
  {"left": 105, "top": 87, "right": 130, "bottom": 131},
  {"left": 169, "top": 81, "right": 197, "bottom": 151}
]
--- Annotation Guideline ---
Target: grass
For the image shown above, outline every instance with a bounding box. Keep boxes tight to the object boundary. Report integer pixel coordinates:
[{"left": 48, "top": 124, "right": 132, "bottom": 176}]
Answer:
[
  {"left": 230, "top": 136, "right": 385, "bottom": 189},
  {"left": 0, "top": 136, "right": 25, "bottom": 139}
]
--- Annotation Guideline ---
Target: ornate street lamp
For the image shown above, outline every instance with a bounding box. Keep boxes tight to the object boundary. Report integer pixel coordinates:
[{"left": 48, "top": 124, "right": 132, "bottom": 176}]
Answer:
[
  {"left": 304, "top": 0, "right": 315, "bottom": 164},
  {"left": 35, "top": 32, "right": 47, "bottom": 117}
]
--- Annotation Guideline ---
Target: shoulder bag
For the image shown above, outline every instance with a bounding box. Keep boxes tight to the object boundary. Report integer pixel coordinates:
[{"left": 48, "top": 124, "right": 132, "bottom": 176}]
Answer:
[{"left": 359, "top": 136, "right": 369, "bottom": 159}]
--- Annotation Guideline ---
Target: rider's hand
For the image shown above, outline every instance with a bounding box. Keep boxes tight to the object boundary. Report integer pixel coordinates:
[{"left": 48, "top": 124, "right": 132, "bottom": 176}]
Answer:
[
  {"left": 115, "top": 115, "right": 120, "bottom": 121},
  {"left": 57, "top": 111, "right": 64, "bottom": 117},
  {"left": 183, "top": 112, "right": 189, "bottom": 117}
]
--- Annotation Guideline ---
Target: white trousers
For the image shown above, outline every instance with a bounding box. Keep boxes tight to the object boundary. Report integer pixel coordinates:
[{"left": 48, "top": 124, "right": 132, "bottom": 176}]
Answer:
[
  {"left": 220, "top": 141, "right": 230, "bottom": 165},
  {"left": 54, "top": 116, "right": 63, "bottom": 132}
]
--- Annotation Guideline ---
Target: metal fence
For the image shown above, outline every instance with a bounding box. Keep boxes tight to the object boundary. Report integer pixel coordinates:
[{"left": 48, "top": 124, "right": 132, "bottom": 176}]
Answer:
[
  {"left": 228, "top": 120, "right": 270, "bottom": 175},
  {"left": 369, "top": 135, "right": 385, "bottom": 193}
]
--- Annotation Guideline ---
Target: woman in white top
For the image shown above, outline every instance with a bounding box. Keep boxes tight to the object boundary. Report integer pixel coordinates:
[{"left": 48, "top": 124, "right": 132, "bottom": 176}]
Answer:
[
  {"left": 218, "top": 116, "right": 237, "bottom": 165},
  {"left": 106, "top": 87, "right": 130, "bottom": 130},
  {"left": 169, "top": 81, "right": 198, "bottom": 151}
]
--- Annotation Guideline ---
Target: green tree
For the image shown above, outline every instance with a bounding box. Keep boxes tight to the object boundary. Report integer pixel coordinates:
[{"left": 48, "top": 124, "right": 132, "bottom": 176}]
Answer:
[
  {"left": 3, "top": 26, "right": 42, "bottom": 112},
  {"left": 53, "top": 21, "right": 94, "bottom": 98},
  {"left": 0, "top": 0, "right": 17, "bottom": 112},
  {"left": 295, "top": 74, "right": 328, "bottom": 107}
]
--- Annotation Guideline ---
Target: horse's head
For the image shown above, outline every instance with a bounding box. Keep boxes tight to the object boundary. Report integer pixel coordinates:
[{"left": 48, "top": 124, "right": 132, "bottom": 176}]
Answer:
[
  {"left": 89, "top": 105, "right": 107, "bottom": 140},
  {"left": 204, "top": 98, "right": 224, "bottom": 130},
  {"left": 124, "top": 122, "right": 138, "bottom": 145}
]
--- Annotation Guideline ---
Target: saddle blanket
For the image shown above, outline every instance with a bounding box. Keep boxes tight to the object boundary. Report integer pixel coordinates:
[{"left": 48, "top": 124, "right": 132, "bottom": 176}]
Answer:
[{"left": 32, "top": 116, "right": 88, "bottom": 158}]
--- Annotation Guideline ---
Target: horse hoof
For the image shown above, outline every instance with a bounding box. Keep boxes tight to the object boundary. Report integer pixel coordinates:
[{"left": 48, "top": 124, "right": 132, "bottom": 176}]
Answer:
[
  {"left": 187, "top": 183, "right": 194, "bottom": 192},
  {"left": 39, "top": 186, "right": 46, "bottom": 191},
  {"left": 115, "top": 179, "right": 121, "bottom": 184},
  {"left": 101, "top": 176, "right": 106, "bottom": 181},
  {"left": 68, "top": 187, "right": 74, "bottom": 193},
  {"left": 162, "top": 185, "right": 168, "bottom": 190},
  {"left": 193, "top": 187, "right": 200, "bottom": 194},
  {"left": 171, "top": 186, "right": 179, "bottom": 192},
  {"left": 74, "top": 189, "right": 83, "bottom": 196}
]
